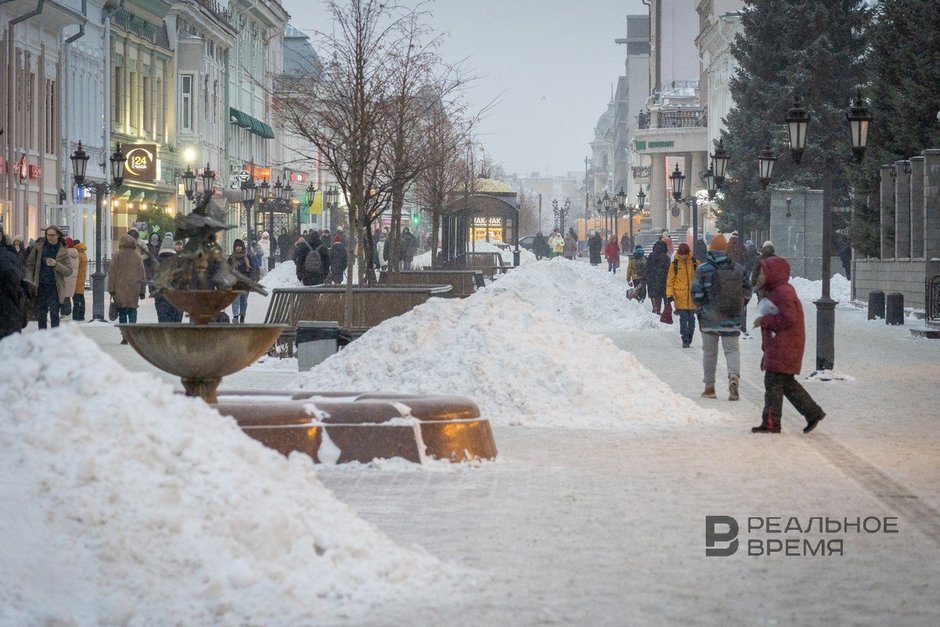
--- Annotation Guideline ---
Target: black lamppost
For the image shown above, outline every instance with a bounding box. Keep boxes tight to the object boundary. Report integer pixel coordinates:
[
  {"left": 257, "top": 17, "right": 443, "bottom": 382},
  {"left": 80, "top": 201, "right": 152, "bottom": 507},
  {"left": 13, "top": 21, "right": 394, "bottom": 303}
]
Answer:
[
  {"left": 775, "top": 92, "right": 871, "bottom": 372},
  {"left": 635, "top": 188, "right": 646, "bottom": 252},
  {"left": 617, "top": 187, "right": 628, "bottom": 247},
  {"left": 256, "top": 176, "right": 292, "bottom": 270},
  {"left": 302, "top": 182, "right": 317, "bottom": 237},
  {"left": 552, "top": 198, "right": 559, "bottom": 231},
  {"left": 513, "top": 202, "right": 521, "bottom": 267},
  {"left": 70, "top": 141, "right": 126, "bottom": 321},
  {"left": 240, "top": 175, "right": 257, "bottom": 246},
  {"left": 669, "top": 163, "right": 702, "bottom": 256}
]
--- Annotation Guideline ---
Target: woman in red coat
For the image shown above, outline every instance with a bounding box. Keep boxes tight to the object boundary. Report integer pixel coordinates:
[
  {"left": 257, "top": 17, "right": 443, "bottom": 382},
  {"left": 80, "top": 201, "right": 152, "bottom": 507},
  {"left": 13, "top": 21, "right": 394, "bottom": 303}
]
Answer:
[
  {"left": 751, "top": 256, "right": 825, "bottom": 433},
  {"left": 604, "top": 235, "right": 620, "bottom": 274}
]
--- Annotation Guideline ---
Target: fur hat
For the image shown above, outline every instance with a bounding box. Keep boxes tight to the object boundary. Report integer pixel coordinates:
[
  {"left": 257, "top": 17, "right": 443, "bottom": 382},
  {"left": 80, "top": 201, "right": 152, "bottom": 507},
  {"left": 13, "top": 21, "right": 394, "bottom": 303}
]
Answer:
[
  {"left": 160, "top": 233, "right": 176, "bottom": 254},
  {"left": 709, "top": 233, "right": 728, "bottom": 252},
  {"left": 677, "top": 242, "right": 691, "bottom": 256}
]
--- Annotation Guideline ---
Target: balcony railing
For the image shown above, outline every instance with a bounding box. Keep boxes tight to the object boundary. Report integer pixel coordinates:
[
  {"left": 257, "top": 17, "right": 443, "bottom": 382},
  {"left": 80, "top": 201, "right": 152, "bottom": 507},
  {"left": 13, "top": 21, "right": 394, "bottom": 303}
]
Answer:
[{"left": 631, "top": 166, "right": 651, "bottom": 179}]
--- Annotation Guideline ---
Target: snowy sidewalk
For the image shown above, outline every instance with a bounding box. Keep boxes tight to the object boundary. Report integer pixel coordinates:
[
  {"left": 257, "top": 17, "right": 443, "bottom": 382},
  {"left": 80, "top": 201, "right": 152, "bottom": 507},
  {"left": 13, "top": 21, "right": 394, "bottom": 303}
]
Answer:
[{"left": 37, "top": 261, "right": 940, "bottom": 624}]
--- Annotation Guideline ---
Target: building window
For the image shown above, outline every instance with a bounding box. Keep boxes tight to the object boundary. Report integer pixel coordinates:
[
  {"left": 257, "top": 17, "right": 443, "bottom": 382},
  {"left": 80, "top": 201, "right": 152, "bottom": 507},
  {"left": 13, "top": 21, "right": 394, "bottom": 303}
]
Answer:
[
  {"left": 180, "top": 73, "right": 194, "bottom": 132},
  {"left": 129, "top": 70, "right": 138, "bottom": 131},
  {"left": 156, "top": 77, "right": 164, "bottom": 140},
  {"left": 143, "top": 75, "right": 152, "bottom": 138},
  {"left": 113, "top": 65, "right": 123, "bottom": 130},
  {"left": 45, "top": 78, "right": 57, "bottom": 155}
]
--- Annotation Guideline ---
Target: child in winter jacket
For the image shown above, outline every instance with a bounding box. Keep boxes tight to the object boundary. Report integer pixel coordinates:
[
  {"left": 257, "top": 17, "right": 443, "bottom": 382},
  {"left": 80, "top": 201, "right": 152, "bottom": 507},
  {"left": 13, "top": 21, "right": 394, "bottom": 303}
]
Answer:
[{"left": 751, "top": 256, "right": 825, "bottom": 433}]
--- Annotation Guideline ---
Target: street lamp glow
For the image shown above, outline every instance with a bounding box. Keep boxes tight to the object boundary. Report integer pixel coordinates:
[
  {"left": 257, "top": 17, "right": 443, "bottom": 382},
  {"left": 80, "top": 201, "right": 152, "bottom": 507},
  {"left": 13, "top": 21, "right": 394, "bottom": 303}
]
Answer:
[
  {"left": 757, "top": 143, "right": 777, "bottom": 190},
  {"left": 182, "top": 147, "right": 196, "bottom": 164},
  {"left": 847, "top": 92, "right": 872, "bottom": 163},
  {"left": 785, "top": 96, "right": 811, "bottom": 164}
]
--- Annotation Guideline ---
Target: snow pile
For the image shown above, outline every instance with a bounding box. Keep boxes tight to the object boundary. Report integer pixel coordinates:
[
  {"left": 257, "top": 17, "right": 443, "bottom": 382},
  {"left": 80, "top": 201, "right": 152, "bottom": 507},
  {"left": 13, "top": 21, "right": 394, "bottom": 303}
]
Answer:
[
  {"left": 484, "top": 257, "right": 662, "bottom": 334},
  {"left": 0, "top": 328, "right": 455, "bottom": 625},
  {"left": 259, "top": 259, "right": 302, "bottom": 289},
  {"left": 295, "top": 263, "right": 725, "bottom": 430},
  {"left": 789, "top": 274, "right": 852, "bottom": 304}
]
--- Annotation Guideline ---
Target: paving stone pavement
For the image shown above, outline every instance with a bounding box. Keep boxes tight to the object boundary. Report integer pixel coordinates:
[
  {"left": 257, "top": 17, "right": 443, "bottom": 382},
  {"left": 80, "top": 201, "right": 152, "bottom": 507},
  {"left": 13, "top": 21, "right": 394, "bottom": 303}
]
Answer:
[{"left": 67, "top": 293, "right": 940, "bottom": 625}]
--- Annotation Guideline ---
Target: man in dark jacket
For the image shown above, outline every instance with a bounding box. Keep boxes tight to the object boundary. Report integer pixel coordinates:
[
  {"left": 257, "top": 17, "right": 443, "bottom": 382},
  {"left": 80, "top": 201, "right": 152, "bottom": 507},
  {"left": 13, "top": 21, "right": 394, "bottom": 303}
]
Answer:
[
  {"left": 329, "top": 235, "right": 348, "bottom": 285},
  {"left": 533, "top": 231, "right": 547, "bottom": 261},
  {"left": 691, "top": 233, "right": 752, "bottom": 401},
  {"left": 752, "top": 256, "right": 825, "bottom": 433},
  {"left": 400, "top": 227, "right": 418, "bottom": 270},
  {"left": 277, "top": 228, "right": 294, "bottom": 263},
  {"left": 588, "top": 232, "right": 603, "bottom": 266},
  {"left": 299, "top": 231, "right": 330, "bottom": 285},
  {"left": 0, "top": 231, "right": 25, "bottom": 338},
  {"left": 292, "top": 237, "right": 314, "bottom": 285},
  {"left": 646, "top": 240, "right": 671, "bottom": 314}
]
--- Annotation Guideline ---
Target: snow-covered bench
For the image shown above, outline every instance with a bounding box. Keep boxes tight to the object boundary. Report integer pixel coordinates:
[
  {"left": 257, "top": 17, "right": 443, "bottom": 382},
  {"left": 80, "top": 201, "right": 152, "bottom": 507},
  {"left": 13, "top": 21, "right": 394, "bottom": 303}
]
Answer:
[{"left": 378, "top": 269, "right": 485, "bottom": 297}]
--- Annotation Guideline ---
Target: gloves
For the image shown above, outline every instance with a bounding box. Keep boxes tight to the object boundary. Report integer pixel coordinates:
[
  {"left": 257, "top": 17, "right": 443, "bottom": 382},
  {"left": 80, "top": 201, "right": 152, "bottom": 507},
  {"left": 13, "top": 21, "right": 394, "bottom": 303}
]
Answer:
[{"left": 666, "top": 297, "right": 674, "bottom": 304}]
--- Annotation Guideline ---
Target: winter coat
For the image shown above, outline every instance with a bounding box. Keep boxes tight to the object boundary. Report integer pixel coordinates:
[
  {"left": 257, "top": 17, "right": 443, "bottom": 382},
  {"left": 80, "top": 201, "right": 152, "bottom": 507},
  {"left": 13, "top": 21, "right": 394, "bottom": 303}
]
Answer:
[
  {"left": 693, "top": 238, "right": 707, "bottom": 263},
  {"left": 627, "top": 255, "right": 647, "bottom": 284},
  {"left": 604, "top": 239, "right": 620, "bottom": 264},
  {"left": 74, "top": 243, "right": 88, "bottom": 295},
  {"left": 25, "top": 239, "right": 73, "bottom": 304},
  {"left": 400, "top": 231, "right": 418, "bottom": 262},
  {"left": 563, "top": 235, "right": 577, "bottom": 258},
  {"left": 258, "top": 232, "right": 272, "bottom": 262},
  {"left": 293, "top": 239, "right": 313, "bottom": 284},
  {"left": 690, "top": 250, "right": 752, "bottom": 335},
  {"left": 277, "top": 232, "right": 294, "bottom": 262},
  {"left": 330, "top": 241, "right": 348, "bottom": 281},
  {"left": 588, "top": 234, "right": 603, "bottom": 264},
  {"left": 548, "top": 233, "right": 564, "bottom": 254},
  {"left": 533, "top": 233, "right": 549, "bottom": 257},
  {"left": 62, "top": 246, "right": 80, "bottom": 299},
  {"left": 228, "top": 250, "right": 252, "bottom": 276},
  {"left": 743, "top": 241, "right": 758, "bottom": 276},
  {"left": 107, "top": 234, "right": 147, "bottom": 309},
  {"left": 758, "top": 256, "right": 805, "bottom": 375},
  {"left": 0, "top": 244, "right": 25, "bottom": 336},
  {"left": 666, "top": 252, "right": 698, "bottom": 311},
  {"left": 645, "top": 241, "right": 671, "bottom": 298}
]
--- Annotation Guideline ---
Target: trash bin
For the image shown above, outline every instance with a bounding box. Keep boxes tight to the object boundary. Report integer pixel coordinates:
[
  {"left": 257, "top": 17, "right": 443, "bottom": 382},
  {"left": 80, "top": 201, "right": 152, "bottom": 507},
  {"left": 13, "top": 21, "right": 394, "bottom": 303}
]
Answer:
[
  {"left": 297, "top": 321, "right": 340, "bottom": 371},
  {"left": 885, "top": 292, "right": 905, "bottom": 326},
  {"left": 868, "top": 290, "right": 885, "bottom": 320}
]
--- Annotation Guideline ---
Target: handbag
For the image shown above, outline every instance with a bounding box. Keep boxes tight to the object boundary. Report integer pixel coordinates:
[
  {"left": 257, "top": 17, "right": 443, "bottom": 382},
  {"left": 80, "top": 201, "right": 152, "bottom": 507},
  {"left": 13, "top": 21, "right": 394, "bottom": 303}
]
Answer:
[
  {"left": 108, "top": 298, "right": 118, "bottom": 321},
  {"left": 660, "top": 300, "right": 674, "bottom": 324},
  {"left": 60, "top": 297, "right": 72, "bottom": 316}
]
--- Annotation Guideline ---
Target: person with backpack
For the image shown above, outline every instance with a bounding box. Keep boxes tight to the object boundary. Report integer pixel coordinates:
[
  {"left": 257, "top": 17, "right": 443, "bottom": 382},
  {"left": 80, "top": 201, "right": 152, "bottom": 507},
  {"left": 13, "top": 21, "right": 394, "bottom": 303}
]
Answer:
[
  {"left": 329, "top": 234, "right": 348, "bottom": 285},
  {"left": 646, "top": 240, "right": 671, "bottom": 315},
  {"left": 299, "top": 231, "right": 330, "bottom": 285},
  {"left": 690, "top": 233, "right": 752, "bottom": 401},
  {"left": 666, "top": 242, "right": 699, "bottom": 348},
  {"left": 751, "top": 255, "right": 825, "bottom": 434}
]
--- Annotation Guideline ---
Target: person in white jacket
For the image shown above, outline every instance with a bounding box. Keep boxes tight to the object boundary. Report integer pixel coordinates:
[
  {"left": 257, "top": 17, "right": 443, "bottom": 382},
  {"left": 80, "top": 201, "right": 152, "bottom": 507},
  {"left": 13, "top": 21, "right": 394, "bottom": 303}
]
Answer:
[
  {"left": 61, "top": 237, "right": 80, "bottom": 317},
  {"left": 257, "top": 231, "right": 271, "bottom": 276}
]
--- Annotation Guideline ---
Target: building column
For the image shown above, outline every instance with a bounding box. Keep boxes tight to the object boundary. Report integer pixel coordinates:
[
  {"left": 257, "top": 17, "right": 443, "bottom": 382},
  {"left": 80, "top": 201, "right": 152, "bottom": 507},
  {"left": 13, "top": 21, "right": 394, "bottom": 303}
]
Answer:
[
  {"left": 923, "top": 149, "right": 940, "bottom": 261},
  {"left": 894, "top": 160, "right": 911, "bottom": 259},
  {"left": 910, "top": 156, "right": 925, "bottom": 259},
  {"left": 650, "top": 154, "right": 666, "bottom": 231},
  {"left": 879, "top": 165, "right": 894, "bottom": 259}
]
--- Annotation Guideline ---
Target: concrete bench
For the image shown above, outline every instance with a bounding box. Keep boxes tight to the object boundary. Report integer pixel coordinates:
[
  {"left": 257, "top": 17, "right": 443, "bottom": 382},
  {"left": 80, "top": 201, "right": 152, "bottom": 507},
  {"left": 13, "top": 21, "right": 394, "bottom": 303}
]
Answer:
[
  {"left": 378, "top": 269, "right": 484, "bottom": 297},
  {"left": 263, "top": 284, "right": 453, "bottom": 355},
  {"left": 462, "top": 252, "right": 511, "bottom": 279}
]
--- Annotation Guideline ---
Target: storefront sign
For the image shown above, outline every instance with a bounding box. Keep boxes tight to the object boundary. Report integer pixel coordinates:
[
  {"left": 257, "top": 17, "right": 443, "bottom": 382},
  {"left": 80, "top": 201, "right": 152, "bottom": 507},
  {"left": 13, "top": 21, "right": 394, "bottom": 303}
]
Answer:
[
  {"left": 123, "top": 144, "right": 158, "bottom": 182},
  {"left": 29, "top": 165, "right": 42, "bottom": 179},
  {"left": 244, "top": 163, "right": 271, "bottom": 181},
  {"left": 471, "top": 216, "right": 504, "bottom": 226}
]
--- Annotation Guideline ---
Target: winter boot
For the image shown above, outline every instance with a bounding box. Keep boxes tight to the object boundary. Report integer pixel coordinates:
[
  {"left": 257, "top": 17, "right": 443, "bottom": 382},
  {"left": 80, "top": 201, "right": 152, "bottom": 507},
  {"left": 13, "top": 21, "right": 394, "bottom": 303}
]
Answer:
[
  {"left": 803, "top": 413, "right": 825, "bottom": 434},
  {"left": 700, "top": 386, "right": 717, "bottom": 399},
  {"left": 752, "top": 413, "right": 780, "bottom": 433},
  {"left": 239, "top": 315, "right": 246, "bottom": 323},
  {"left": 728, "top": 375, "right": 740, "bottom": 401}
]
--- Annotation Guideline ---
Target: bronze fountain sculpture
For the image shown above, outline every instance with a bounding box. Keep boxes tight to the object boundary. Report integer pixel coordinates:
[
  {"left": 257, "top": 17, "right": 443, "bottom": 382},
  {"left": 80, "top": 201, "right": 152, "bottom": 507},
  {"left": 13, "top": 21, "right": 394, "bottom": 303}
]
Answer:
[{"left": 119, "top": 192, "right": 284, "bottom": 403}]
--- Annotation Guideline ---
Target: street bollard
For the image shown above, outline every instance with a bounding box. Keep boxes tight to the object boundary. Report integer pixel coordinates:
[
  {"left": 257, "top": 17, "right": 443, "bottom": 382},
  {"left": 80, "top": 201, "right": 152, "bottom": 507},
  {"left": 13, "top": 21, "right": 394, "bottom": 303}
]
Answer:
[
  {"left": 886, "top": 292, "right": 905, "bottom": 326},
  {"left": 868, "top": 290, "right": 885, "bottom": 320},
  {"left": 296, "top": 321, "right": 340, "bottom": 371}
]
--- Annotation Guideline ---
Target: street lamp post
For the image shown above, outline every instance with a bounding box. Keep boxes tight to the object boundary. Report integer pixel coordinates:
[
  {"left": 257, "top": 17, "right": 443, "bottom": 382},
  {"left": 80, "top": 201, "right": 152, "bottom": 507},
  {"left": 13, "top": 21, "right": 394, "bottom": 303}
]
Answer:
[
  {"left": 635, "top": 188, "right": 646, "bottom": 251},
  {"left": 617, "top": 187, "right": 628, "bottom": 247},
  {"left": 70, "top": 141, "right": 126, "bottom": 321},
  {"left": 669, "top": 164, "right": 701, "bottom": 253},
  {"left": 302, "top": 182, "right": 317, "bottom": 237},
  {"left": 779, "top": 93, "right": 871, "bottom": 372},
  {"left": 240, "top": 175, "right": 257, "bottom": 249}
]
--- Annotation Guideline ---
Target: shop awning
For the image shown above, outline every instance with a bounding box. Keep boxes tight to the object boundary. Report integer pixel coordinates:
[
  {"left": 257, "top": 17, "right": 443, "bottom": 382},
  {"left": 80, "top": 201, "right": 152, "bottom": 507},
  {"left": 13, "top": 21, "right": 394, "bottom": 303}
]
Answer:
[{"left": 229, "top": 107, "right": 275, "bottom": 140}]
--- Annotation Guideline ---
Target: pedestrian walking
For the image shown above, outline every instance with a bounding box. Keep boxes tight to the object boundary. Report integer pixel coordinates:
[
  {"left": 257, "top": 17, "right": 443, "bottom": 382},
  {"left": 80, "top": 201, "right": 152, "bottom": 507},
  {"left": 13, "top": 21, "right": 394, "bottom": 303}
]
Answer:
[
  {"left": 227, "top": 239, "right": 252, "bottom": 322},
  {"left": 277, "top": 228, "right": 294, "bottom": 263},
  {"left": 548, "top": 230, "right": 564, "bottom": 258},
  {"left": 626, "top": 245, "right": 648, "bottom": 301},
  {"left": 646, "top": 240, "right": 671, "bottom": 315},
  {"left": 660, "top": 229, "right": 674, "bottom": 256},
  {"left": 563, "top": 233, "right": 577, "bottom": 260},
  {"left": 0, "top": 230, "right": 26, "bottom": 338},
  {"left": 604, "top": 235, "right": 620, "bottom": 274},
  {"left": 691, "top": 233, "right": 752, "bottom": 401},
  {"left": 752, "top": 255, "right": 825, "bottom": 433},
  {"left": 588, "top": 231, "right": 603, "bottom": 266},
  {"left": 12, "top": 236, "right": 28, "bottom": 265},
  {"left": 297, "top": 231, "right": 329, "bottom": 286},
  {"left": 258, "top": 231, "right": 272, "bottom": 274},
  {"left": 329, "top": 234, "right": 348, "bottom": 284},
  {"left": 666, "top": 242, "right": 699, "bottom": 348},
  {"left": 24, "top": 226, "right": 73, "bottom": 330},
  {"left": 693, "top": 233, "right": 708, "bottom": 263},
  {"left": 153, "top": 235, "right": 183, "bottom": 323},
  {"left": 400, "top": 227, "right": 418, "bottom": 271},
  {"left": 107, "top": 234, "right": 147, "bottom": 334},
  {"left": 751, "top": 241, "right": 776, "bottom": 300},
  {"left": 72, "top": 240, "right": 88, "bottom": 320},
  {"left": 59, "top": 237, "right": 79, "bottom": 317},
  {"left": 533, "top": 231, "right": 548, "bottom": 261},
  {"left": 620, "top": 232, "right": 631, "bottom": 256}
]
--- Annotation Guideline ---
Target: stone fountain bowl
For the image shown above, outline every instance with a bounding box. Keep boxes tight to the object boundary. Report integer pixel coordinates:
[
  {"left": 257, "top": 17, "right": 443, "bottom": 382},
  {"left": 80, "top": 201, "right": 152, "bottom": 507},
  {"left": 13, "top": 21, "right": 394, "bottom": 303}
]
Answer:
[
  {"left": 119, "top": 324, "right": 285, "bottom": 402},
  {"left": 165, "top": 290, "right": 242, "bottom": 325}
]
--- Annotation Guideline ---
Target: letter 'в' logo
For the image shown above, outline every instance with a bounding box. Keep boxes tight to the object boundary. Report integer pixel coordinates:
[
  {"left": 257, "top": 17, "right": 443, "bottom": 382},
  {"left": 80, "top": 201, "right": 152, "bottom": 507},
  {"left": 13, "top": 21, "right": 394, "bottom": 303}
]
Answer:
[{"left": 705, "top": 516, "right": 739, "bottom": 556}]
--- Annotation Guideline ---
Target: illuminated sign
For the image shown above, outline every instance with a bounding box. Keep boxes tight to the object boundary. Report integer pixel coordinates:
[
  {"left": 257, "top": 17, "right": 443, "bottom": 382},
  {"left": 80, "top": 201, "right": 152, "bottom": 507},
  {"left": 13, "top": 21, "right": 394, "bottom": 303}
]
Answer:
[{"left": 123, "top": 144, "right": 158, "bottom": 182}]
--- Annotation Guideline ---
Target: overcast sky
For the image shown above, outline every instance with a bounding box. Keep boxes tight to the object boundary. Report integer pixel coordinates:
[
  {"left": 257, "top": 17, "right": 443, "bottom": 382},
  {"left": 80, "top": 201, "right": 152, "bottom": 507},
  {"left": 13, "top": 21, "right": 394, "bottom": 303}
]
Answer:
[{"left": 280, "top": 0, "right": 649, "bottom": 178}]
